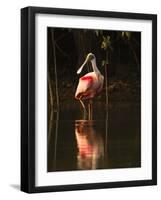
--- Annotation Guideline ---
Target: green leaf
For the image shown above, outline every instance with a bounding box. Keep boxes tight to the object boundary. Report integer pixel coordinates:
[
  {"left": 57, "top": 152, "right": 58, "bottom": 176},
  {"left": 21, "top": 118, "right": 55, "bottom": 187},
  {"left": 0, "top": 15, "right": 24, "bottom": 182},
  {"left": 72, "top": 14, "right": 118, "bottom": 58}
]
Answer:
[
  {"left": 101, "top": 60, "right": 106, "bottom": 66},
  {"left": 125, "top": 32, "right": 131, "bottom": 40},
  {"left": 101, "top": 35, "right": 112, "bottom": 50},
  {"left": 121, "top": 31, "right": 131, "bottom": 40},
  {"left": 95, "top": 30, "right": 99, "bottom": 36},
  {"left": 122, "top": 31, "right": 125, "bottom": 37},
  {"left": 100, "top": 30, "right": 103, "bottom": 35}
]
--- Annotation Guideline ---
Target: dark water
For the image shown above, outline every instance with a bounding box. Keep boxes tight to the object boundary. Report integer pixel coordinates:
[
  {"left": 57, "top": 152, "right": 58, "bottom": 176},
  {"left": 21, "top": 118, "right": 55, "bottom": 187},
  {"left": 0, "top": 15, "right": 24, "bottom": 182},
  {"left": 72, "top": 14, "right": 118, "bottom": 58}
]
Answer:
[{"left": 48, "top": 103, "right": 141, "bottom": 172}]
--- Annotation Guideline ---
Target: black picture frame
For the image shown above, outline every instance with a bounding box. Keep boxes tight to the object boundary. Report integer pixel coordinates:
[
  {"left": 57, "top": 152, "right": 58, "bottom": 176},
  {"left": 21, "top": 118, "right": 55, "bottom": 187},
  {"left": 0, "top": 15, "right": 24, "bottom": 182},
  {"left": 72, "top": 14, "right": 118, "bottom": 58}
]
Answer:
[{"left": 21, "top": 6, "right": 157, "bottom": 193}]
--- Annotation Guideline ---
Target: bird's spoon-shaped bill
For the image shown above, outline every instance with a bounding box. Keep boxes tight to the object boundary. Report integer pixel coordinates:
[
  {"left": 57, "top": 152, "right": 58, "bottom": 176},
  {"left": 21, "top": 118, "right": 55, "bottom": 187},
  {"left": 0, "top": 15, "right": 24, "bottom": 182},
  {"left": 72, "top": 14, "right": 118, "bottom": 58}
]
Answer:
[{"left": 77, "top": 58, "right": 88, "bottom": 74}]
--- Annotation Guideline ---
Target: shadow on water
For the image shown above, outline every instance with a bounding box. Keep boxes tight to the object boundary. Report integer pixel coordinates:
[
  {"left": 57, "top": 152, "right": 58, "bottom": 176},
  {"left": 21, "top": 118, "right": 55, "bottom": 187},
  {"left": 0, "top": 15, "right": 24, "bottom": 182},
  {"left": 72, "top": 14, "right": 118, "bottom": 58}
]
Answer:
[
  {"left": 75, "top": 120, "right": 105, "bottom": 170},
  {"left": 48, "top": 103, "right": 141, "bottom": 172}
]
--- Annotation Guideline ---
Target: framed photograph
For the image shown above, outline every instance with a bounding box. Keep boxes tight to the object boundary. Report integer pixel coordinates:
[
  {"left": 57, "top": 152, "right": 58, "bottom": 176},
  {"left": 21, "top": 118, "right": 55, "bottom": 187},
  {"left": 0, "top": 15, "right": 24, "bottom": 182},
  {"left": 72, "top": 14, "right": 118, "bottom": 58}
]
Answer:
[{"left": 21, "top": 6, "right": 157, "bottom": 193}]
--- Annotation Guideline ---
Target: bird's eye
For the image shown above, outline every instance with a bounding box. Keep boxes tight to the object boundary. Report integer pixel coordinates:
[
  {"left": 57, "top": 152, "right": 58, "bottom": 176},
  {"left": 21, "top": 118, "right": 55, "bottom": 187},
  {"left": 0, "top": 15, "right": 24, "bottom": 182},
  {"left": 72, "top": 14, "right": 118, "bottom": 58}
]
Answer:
[{"left": 87, "top": 53, "right": 95, "bottom": 61}]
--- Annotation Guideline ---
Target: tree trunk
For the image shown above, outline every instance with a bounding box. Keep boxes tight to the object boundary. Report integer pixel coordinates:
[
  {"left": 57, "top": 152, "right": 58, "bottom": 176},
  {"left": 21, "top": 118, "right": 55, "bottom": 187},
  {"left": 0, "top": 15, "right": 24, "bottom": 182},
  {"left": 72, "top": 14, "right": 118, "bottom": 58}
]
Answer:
[{"left": 51, "top": 29, "right": 60, "bottom": 111}]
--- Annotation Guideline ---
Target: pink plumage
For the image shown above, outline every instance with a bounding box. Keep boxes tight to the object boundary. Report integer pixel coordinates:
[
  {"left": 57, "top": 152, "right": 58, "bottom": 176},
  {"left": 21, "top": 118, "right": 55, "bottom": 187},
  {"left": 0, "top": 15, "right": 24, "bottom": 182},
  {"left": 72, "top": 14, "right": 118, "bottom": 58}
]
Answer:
[{"left": 75, "top": 72, "right": 104, "bottom": 100}]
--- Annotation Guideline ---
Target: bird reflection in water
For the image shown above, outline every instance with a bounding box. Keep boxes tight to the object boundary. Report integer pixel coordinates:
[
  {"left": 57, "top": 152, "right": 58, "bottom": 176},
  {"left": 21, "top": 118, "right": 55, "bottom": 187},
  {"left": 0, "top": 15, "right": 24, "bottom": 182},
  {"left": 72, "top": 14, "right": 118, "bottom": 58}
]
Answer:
[{"left": 75, "top": 120, "right": 104, "bottom": 170}]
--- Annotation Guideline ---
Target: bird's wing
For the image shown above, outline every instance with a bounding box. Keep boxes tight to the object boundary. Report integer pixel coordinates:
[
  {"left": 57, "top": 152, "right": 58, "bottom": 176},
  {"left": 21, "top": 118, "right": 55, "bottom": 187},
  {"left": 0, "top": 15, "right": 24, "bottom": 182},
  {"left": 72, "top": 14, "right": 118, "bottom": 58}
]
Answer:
[{"left": 75, "top": 75, "right": 93, "bottom": 99}]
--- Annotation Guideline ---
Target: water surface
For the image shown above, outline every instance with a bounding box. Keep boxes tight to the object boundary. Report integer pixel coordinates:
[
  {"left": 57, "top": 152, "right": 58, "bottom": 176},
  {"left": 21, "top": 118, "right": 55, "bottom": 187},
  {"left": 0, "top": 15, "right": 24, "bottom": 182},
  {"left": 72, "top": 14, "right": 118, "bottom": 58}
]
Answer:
[{"left": 48, "top": 103, "right": 141, "bottom": 172}]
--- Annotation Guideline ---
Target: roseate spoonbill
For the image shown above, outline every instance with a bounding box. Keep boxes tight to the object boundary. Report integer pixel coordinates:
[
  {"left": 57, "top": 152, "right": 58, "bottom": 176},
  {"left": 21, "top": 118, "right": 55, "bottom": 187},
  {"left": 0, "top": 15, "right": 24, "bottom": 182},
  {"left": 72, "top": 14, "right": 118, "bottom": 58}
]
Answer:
[{"left": 75, "top": 53, "right": 104, "bottom": 119}]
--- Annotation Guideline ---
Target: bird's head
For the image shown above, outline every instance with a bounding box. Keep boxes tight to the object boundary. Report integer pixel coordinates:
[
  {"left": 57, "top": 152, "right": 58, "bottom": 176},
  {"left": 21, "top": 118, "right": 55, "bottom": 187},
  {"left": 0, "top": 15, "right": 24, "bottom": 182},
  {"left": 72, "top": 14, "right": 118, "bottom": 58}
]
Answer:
[
  {"left": 77, "top": 53, "right": 96, "bottom": 74},
  {"left": 86, "top": 53, "right": 95, "bottom": 62}
]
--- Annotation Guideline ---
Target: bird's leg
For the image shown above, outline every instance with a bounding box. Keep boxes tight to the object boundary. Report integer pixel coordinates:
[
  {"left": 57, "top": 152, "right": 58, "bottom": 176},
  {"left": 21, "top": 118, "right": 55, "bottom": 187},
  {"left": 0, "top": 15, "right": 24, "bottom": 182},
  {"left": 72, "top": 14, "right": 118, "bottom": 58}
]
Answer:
[
  {"left": 79, "top": 98, "right": 87, "bottom": 120},
  {"left": 88, "top": 99, "right": 93, "bottom": 120},
  {"left": 90, "top": 99, "right": 93, "bottom": 120},
  {"left": 88, "top": 101, "right": 90, "bottom": 120}
]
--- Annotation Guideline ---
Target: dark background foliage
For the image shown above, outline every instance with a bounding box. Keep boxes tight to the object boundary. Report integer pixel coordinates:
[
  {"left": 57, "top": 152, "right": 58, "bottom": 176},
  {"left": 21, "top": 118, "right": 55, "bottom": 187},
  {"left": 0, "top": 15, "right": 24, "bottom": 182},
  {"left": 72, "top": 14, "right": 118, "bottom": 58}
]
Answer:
[{"left": 47, "top": 27, "right": 141, "bottom": 112}]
